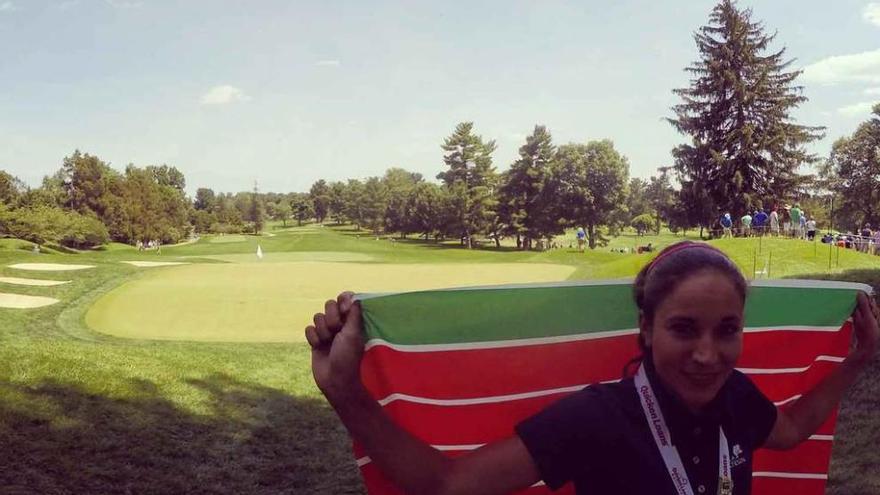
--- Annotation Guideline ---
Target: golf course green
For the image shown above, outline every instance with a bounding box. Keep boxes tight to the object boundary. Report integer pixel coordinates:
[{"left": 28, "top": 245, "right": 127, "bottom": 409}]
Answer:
[
  {"left": 1, "top": 224, "right": 878, "bottom": 494},
  {"left": 85, "top": 261, "right": 574, "bottom": 342}
]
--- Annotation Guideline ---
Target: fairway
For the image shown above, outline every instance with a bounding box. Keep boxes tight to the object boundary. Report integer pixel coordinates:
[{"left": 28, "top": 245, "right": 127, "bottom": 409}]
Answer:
[{"left": 85, "top": 261, "right": 575, "bottom": 342}]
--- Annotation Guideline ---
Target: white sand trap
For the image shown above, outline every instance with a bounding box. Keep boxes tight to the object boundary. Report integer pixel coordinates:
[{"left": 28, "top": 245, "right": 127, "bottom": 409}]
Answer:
[
  {"left": 0, "top": 277, "right": 70, "bottom": 287},
  {"left": 121, "top": 261, "right": 189, "bottom": 267},
  {"left": 0, "top": 293, "right": 59, "bottom": 308},
  {"left": 8, "top": 263, "right": 95, "bottom": 271}
]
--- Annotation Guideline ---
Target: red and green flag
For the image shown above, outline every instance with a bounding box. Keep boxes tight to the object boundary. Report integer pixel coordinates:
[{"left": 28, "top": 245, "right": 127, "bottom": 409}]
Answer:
[{"left": 355, "top": 279, "right": 868, "bottom": 495}]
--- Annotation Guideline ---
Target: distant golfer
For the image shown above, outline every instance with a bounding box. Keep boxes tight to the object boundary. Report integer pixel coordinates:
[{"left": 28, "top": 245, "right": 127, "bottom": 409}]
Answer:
[{"left": 576, "top": 227, "right": 586, "bottom": 252}]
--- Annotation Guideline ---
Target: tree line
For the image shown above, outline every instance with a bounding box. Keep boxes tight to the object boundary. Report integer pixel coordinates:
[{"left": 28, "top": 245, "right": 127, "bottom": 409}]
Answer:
[{"left": 0, "top": 0, "right": 878, "bottom": 250}]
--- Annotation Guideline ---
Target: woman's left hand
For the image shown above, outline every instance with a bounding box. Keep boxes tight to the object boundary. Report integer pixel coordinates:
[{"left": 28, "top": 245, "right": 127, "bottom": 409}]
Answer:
[{"left": 850, "top": 291, "right": 880, "bottom": 367}]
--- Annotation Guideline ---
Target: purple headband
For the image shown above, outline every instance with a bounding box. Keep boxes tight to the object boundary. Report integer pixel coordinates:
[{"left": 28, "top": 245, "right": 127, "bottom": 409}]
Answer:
[{"left": 645, "top": 242, "right": 726, "bottom": 275}]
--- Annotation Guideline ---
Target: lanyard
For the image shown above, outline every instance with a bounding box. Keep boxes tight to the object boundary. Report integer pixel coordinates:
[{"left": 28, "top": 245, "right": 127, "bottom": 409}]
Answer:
[{"left": 634, "top": 363, "right": 732, "bottom": 495}]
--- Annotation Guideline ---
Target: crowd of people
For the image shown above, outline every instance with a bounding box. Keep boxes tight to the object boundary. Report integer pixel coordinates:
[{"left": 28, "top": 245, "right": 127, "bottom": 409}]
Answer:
[
  {"left": 714, "top": 204, "right": 880, "bottom": 255},
  {"left": 716, "top": 204, "right": 817, "bottom": 240}
]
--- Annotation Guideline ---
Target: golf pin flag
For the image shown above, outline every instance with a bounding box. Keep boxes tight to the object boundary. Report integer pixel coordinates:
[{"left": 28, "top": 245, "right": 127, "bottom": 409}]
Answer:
[
  {"left": 354, "top": 279, "right": 870, "bottom": 495},
  {"left": 256, "top": 244, "right": 263, "bottom": 259}
]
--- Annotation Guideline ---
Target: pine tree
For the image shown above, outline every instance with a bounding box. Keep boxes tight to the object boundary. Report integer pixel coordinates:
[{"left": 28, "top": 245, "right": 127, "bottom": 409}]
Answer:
[
  {"left": 437, "top": 122, "right": 498, "bottom": 248},
  {"left": 249, "top": 181, "right": 265, "bottom": 234},
  {"left": 497, "top": 125, "right": 558, "bottom": 250},
  {"left": 668, "top": 0, "right": 823, "bottom": 230}
]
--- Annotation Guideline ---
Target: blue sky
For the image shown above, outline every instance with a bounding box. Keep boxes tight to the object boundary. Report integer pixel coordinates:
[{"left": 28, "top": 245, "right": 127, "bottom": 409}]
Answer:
[{"left": 1, "top": 0, "right": 879, "bottom": 195}]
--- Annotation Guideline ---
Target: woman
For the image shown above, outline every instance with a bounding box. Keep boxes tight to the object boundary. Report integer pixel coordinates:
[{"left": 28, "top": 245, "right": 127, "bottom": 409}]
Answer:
[{"left": 306, "top": 241, "right": 878, "bottom": 495}]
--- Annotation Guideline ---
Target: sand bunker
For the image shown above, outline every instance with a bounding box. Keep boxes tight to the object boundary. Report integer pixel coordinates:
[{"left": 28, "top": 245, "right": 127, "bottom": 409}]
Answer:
[
  {"left": 8, "top": 263, "right": 95, "bottom": 271},
  {"left": 0, "top": 277, "right": 70, "bottom": 287},
  {"left": 121, "top": 261, "right": 189, "bottom": 267},
  {"left": 0, "top": 293, "right": 59, "bottom": 308}
]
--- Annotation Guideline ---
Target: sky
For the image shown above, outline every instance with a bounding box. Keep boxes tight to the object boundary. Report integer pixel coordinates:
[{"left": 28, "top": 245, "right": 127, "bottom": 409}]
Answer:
[{"left": 1, "top": 0, "right": 879, "bottom": 195}]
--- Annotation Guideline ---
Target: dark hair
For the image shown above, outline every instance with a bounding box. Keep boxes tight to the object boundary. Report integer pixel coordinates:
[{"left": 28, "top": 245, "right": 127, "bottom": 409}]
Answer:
[{"left": 622, "top": 241, "right": 748, "bottom": 377}]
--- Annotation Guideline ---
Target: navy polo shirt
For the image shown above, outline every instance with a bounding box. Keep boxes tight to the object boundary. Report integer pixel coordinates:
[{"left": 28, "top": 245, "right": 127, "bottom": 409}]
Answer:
[{"left": 515, "top": 358, "right": 778, "bottom": 495}]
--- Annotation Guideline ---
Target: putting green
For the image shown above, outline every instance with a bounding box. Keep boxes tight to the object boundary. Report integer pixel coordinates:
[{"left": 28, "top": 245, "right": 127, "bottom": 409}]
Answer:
[{"left": 85, "top": 262, "right": 575, "bottom": 343}]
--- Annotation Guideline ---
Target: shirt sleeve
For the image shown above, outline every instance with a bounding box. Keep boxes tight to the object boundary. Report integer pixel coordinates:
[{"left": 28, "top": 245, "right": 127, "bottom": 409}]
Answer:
[
  {"left": 514, "top": 386, "right": 609, "bottom": 490},
  {"left": 731, "top": 371, "right": 778, "bottom": 450}
]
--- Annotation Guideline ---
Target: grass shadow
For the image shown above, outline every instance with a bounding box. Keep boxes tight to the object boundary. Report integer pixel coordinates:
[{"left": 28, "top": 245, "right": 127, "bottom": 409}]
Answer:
[{"left": 0, "top": 375, "right": 365, "bottom": 495}]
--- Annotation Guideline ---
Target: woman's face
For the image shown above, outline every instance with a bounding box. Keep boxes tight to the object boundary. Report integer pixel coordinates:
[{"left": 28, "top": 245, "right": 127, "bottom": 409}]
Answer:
[{"left": 642, "top": 269, "right": 744, "bottom": 413}]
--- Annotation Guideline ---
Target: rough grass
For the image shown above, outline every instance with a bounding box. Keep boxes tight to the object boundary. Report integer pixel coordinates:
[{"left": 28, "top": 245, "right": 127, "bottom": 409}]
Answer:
[{"left": 0, "top": 227, "right": 878, "bottom": 494}]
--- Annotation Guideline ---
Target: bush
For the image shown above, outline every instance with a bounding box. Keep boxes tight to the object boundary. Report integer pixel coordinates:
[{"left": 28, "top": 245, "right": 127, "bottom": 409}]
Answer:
[
  {"left": 630, "top": 213, "right": 656, "bottom": 235},
  {"left": 0, "top": 206, "right": 108, "bottom": 248}
]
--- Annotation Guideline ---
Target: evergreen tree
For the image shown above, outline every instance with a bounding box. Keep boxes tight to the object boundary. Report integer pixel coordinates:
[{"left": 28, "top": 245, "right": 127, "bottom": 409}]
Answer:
[
  {"left": 309, "top": 180, "right": 331, "bottom": 224},
  {"left": 497, "top": 125, "right": 558, "bottom": 250},
  {"left": 328, "top": 181, "right": 347, "bottom": 224},
  {"left": 668, "top": 0, "right": 822, "bottom": 228},
  {"left": 249, "top": 182, "right": 265, "bottom": 234},
  {"left": 344, "top": 179, "right": 365, "bottom": 230},
  {"left": 362, "top": 176, "right": 388, "bottom": 235},
  {"left": 645, "top": 170, "right": 677, "bottom": 233},
  {"left": 437, "top": 122, "right": 498, "bottom": 248}
]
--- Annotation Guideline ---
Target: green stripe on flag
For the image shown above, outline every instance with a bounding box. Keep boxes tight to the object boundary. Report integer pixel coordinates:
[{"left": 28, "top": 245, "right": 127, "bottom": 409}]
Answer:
[{"left": 360, "top": 280, "right": 866, "bottom": 346}]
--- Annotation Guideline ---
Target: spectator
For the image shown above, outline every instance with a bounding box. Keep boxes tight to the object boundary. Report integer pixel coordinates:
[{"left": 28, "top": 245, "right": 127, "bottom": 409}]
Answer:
[
  {"left": 753, "top": 209, "right": 768, "bottom": 236},
  {"left": 741, "top": 212, "right": 752, "bottom": 237},
  {"left": 769, "top": 208, "right": 780, "bottom": 236},
  {"left": 806, "top": 217, "right": 817, "bottom": 241},
  {"left": 720, "top": 213, "right": 733, "bottom": 238},
  {"left": 790, "top": 204, "right": 802, "bottom": 238},
  {"left": 860, "top": 224, "right": 872, "bottom": 253}
]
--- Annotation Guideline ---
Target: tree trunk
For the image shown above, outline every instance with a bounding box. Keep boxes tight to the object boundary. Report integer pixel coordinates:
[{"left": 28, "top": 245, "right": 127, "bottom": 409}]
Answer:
[
  {"left": 587, "top": 224, "right": 596, "bottom": 249},
  {"left": 494, "top": 236, "right": 501, "bottom": 248}
]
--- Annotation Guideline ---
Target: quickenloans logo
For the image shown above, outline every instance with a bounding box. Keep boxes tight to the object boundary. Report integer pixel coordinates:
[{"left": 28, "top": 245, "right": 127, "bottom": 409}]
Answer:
[{"left": 640, "top": 385, "right": 669, "bottom": 446}]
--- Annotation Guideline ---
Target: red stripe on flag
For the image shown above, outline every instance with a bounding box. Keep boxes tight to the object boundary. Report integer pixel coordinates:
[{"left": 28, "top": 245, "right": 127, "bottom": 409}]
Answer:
[
  {"left": 753, "top": 440, "right": 833, "bottom": 474},
  {"left": 752, "top": 476, "right": 826, "bottom": 495},
  {"left": 358, "top": 454, "right": 574, "bottom": 494},
  {"left": 362, "top": 326, "right": 850, "bottom": 401},
  {"left": 362, "top": 335, "right": 637, "bottom": 400}
]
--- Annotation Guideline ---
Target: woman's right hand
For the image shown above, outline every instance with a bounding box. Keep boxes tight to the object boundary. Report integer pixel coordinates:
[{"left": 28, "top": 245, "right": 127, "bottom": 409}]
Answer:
[{"left": 305, "top": 291, "right": 366, "bottom": 401}]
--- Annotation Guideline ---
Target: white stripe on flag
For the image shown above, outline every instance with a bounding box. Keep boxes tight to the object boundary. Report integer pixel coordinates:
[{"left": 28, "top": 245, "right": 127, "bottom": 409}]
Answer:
[
  {"left": 753, "top": 471, "right": 828, "bottom": 480},
  {"left": 366, "top": 326, "right": 845, "bottom": 353},
  {"left": 737, "top": 355, "right": 846, "bottom": 374},
  {"left": 743, "top": 325, "right": 843, "bottom": 333},
  {"left": 809, "top": 434, "right": 834, "bottom": 441},
  {"left": 774, "top": 394, "right": 802, "bottom": 406},
  {"left": 374, "top": 355, "right": 836, "bottom": 408},
  {"left": 366, "top": 329, "right": 639, "bottom": 352},
  {"left": 378, "top": 384, "right": 590, "bottom": 407}
]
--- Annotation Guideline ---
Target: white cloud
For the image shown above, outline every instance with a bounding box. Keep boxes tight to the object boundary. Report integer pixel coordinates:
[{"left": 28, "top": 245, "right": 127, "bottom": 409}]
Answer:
[
  {"left": 802, "top": 48, "right": 880, "bottom": 85},
  {"left": 837, "top": 101, "right": 877, "bottom": 117},
  {"left": 865, "top": 87, "right": 880, "bottom": 95},
  {"left": 864, "top": 3, "right": 880, "bottom": 26},
  {"left": 0, "top": 1, "right": 16, "bottom": 12},
  {"left": 315, "top": 60, "right": 341, "bottom": 67},
  {"left": 200, "top": 85, "right": 250, "bottom": 105}
]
